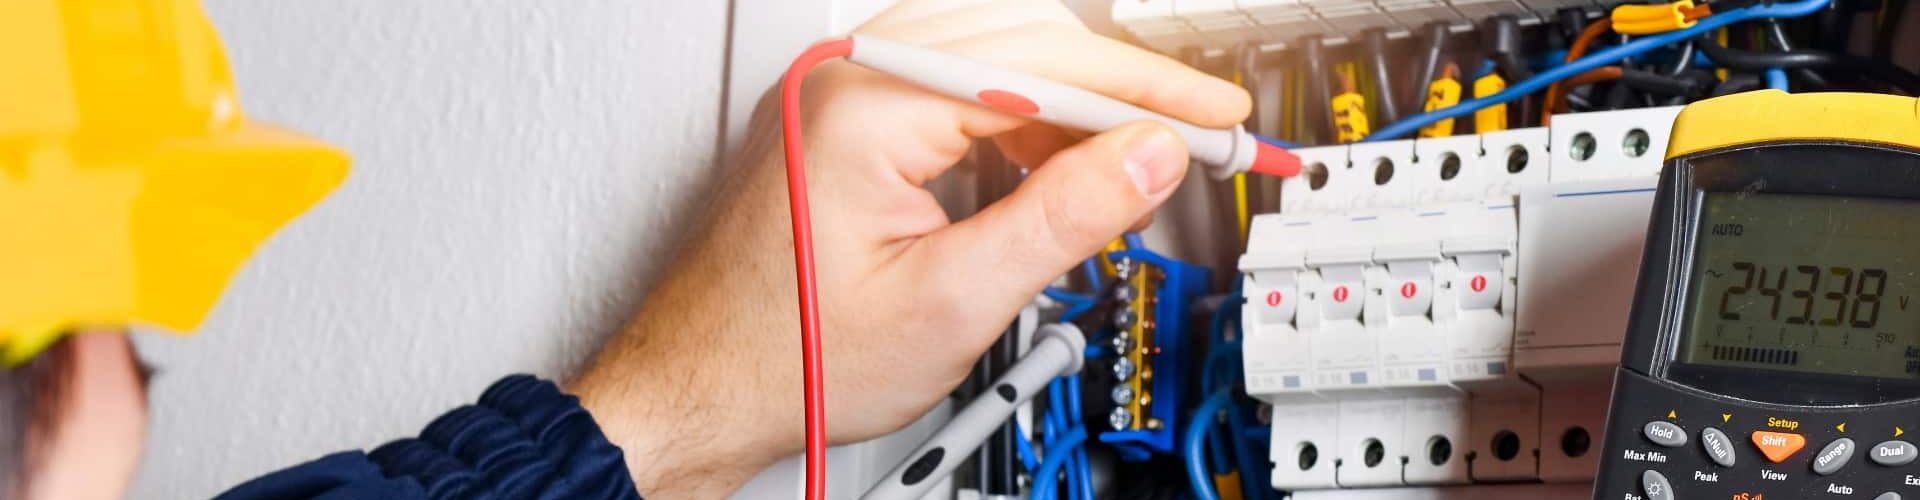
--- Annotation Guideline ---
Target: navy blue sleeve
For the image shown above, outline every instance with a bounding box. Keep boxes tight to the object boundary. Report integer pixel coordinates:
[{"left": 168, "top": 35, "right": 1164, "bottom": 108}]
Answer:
[{"left": 215, "top": 375, "right": 642, "bottom": 500}]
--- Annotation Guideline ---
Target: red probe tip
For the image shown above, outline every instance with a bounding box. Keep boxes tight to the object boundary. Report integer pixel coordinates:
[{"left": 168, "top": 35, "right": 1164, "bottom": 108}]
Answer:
[{"left": 1249, "top": 142, "right": 1303, "bottom": 178}]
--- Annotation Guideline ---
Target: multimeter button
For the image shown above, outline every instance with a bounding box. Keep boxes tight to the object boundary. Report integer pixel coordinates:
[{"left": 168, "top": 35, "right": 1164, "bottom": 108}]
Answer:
[
  {"left": 1644, "top": 421, "right": 1688, "bottom": 447},
  {"left": 1876, "top": 493, "right": 1901, "bottom": 500},
  {"left": 1812, "top": 438, "right": 1857, "bottom": 475},
  {"left": 1752, "top": 431, "right": 1807, "bottom": 463},
  {"left": 1870, "top": 440, "right": 1918, "bottom": 466},
  {"left": 1641, "top": 470, "right": 1675, "bottom": 500},
  {"left": 1700, "top": 427, "right": 1736, "bottom": 467}
]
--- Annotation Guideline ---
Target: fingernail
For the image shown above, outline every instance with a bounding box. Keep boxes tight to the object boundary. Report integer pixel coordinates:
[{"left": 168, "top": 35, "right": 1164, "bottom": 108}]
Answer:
[{"left": 1123, "top": 128, "right": 1183, "bottom": 196}]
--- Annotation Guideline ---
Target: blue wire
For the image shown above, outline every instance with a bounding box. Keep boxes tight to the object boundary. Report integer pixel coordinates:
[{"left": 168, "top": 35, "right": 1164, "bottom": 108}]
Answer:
[
  {"left": 1039, "top": 396, "right": 1060, "bottom": 500},
  {"left": 1123, "top": 232, "right": 1146, "bottom": 250},
  {"left": 1364, "top": 0, "right": 1834, "bottom": 141},
  {"left": 1045, "top": 288, "right": 1095, "bottom": 323},
  {"left": 1185, "top": 388, "right": 1234, "bottom": 500},
  {"left": 1223, "top": 394, "right": 1262, "bottom": 500},
  {"left": 1080, "top": 259, "right": 1101, "bottom": 288},
  {"left": 1766, "top": 68, "right": 1790, "bottom": 91},
  {"left": 1043, "top": 287, "right": 1092, "bottom": 306},
  {"left": 1066, "top": 375, "right": 1093, "bottom": 500},
  {"left": 1032, "top": 426, "right": 1090, "bottom": 500},
  {"left": 1013, "top": 419, "right": 1040, "bottom": 472},
  {"left": 1470, "top": 59, "right": 1497, "bottom": 79},
  {"left": 1252, "top": 134, "right": 1302, "bottom": 150},
  {"left": 1198, "top": 288, "right": 1244, "bottom": 484},
  {"left": 1044, "top": 379, "right": 1074, "bottom": 500}
]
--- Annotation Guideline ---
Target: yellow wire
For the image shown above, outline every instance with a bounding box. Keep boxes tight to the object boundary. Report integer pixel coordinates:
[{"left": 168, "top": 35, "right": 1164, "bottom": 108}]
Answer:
[
  {"left": 1232, "top": 71, "right": 1250, "bottom": 247},
  {"left": 1098, "top": 239, "right": 1127, "bottom": 276},
  {"left": 1715, "top": 28, "right": 1730, "bottom": 81}
]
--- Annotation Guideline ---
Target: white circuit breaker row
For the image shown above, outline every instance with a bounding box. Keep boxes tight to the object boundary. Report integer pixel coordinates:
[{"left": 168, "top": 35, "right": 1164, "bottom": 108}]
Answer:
[
  {"left": 1111, "top": 0, "right": 1607, "bottom": 53},
  {"left": 1237, "top": 106, "right": 1683, "bottom": 491}
]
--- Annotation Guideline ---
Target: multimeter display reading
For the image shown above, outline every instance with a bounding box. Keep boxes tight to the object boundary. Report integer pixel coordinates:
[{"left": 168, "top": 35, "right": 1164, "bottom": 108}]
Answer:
[{"left": 1683, "top": 192, "right": 1920, "bottom": 380}]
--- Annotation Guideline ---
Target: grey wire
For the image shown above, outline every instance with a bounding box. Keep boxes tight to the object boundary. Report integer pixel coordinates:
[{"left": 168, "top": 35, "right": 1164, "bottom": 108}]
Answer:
[
  {"left": 1668, "top": 41, "right": 1696, "bottom": 76},
  {"left": 1763, "top": 19, "right": 1832, "bottom": 88}
]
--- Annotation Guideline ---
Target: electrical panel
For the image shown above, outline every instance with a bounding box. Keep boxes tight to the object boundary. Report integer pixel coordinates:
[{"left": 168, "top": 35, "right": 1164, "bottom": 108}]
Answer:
[
  {"left": 1240, "top": 105, "right": 1682, "bottom": 491},
  {"left": 907, "top": 0, "right": 1920, "bottom": 498}
]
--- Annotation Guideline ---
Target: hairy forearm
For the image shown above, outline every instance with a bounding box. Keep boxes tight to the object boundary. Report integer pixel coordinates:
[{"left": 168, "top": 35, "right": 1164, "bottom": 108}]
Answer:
[
  {"left": 570, "top": 295, "right": 783, "bottom": 497},
  {"left": 569, "top": 149, "right": 802, "bottom": 498}
]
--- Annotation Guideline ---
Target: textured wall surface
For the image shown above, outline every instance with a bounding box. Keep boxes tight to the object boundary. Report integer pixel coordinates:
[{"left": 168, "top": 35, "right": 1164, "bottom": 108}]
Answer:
[{"left": 131, "top": 1, "right": 730, "bottom": 497}]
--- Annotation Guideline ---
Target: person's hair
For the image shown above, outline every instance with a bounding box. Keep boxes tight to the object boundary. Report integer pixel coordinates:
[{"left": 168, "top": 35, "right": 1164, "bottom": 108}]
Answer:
[{"left": 0, "top": 354, "right": 57, "bottom": 500}]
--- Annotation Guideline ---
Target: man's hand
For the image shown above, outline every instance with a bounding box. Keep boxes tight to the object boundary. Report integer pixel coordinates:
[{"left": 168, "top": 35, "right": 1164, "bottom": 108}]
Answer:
[{"left": 569, "top": 1, "right": 1249, "bottom": 497}]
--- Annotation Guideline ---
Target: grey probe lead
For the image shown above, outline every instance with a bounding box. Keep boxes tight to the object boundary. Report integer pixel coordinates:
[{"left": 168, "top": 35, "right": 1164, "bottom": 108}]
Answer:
[{"left": 859, "top": 322, "right": 1087, "bottom": 500}]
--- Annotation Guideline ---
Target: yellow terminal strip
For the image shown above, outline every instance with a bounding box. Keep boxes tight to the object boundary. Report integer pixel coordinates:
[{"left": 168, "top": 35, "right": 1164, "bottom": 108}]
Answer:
[
  {"left": 1121, "top": 262, "right": 1159, "bottom": 431},
  {"left": 1613, "top": 0, "right": 1698, "bottom": 34},
  {"left": 1473, "top": 73, "right": 1509, "bottom": 133},
  {"left": 1418, "top": 76, "right": 1464, "bottom": 138}
]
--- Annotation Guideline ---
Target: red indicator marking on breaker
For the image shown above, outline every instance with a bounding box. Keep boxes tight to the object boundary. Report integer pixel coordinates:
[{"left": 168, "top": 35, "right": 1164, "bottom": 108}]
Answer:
[
  {"left": 1400, "top": 282, "right": 1418, "bottom": 298},
  {"left": 1469, "top": 275, "right": 1488, "bottom": 292},
  {"left": 1333, "top": 286, "right": 1350, "bottom": 303},
  {"left": 1266, "top": 291, "right": 1284, "bottom": 307}
]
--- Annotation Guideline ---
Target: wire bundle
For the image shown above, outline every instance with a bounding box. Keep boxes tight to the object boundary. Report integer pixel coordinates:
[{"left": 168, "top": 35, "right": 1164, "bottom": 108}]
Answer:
[{"left": 1367, "top": 0, "right": 1843, "bottom": 141}]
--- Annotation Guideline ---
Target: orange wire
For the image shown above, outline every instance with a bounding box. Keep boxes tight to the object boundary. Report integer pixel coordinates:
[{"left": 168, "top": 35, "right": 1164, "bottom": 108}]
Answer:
[
  {"left": 1568, "top": 66, "right": 1625, "bottom": 87},
  {"left": 1541, "top": 4, "right": 1710, "bottom": 124},
  {"left": 1542, "top": 17, "right": 1613, "bottom": 125}
]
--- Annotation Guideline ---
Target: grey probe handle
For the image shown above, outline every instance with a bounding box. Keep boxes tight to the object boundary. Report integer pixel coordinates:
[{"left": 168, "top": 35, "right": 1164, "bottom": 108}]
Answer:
[{"left": 859, "top": 323, "right": 1087, "bottom": 500}]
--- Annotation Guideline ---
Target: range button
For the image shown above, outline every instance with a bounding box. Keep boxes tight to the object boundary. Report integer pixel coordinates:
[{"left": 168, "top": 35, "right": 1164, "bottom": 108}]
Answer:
[
  {"left": 1871, "top": 440, "right": 1917, "bottom": 467},
  {"left": 1813, "top": 438, "right": 1857, "bottom": 476}
]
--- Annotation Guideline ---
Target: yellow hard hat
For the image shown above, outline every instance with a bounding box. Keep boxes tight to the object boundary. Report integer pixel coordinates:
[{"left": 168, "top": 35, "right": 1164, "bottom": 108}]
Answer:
[{"left": 0, "top": 0, "right": 349, "bottom": 365}]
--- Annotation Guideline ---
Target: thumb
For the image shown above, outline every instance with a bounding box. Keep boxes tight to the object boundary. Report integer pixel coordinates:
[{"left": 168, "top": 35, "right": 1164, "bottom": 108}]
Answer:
[{"left": 920, "top": 121, "right": 1189, "bottom": 296}]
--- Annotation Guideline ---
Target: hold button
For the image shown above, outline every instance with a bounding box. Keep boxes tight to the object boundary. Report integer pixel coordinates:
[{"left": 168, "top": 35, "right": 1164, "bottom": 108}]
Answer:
[{"left": 1645, "top": 421, "right": 1687, "bottom": 447}]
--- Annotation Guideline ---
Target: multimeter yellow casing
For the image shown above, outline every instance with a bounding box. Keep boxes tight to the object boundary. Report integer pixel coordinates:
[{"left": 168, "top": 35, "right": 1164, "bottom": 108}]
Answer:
[{"left": 1595, "top": 91, "right": 1920, "bottom": 500}]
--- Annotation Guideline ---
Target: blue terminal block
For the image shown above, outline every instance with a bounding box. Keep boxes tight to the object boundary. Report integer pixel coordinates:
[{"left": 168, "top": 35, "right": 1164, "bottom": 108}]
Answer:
[{"left": 1095, "top": 248, "right": 1209, "bottom": 461}]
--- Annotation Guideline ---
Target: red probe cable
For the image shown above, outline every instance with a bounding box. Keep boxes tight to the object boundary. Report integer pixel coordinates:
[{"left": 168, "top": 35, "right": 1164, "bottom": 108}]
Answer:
[{"left": 780, "top": 37, "right": 852, "bottom": 500}]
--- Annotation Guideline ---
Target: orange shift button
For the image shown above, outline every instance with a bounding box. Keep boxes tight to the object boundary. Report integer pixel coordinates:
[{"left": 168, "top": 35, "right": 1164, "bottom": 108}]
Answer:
[{"left": 1752, "top": 431, "right": 1807, "bottom": 463}]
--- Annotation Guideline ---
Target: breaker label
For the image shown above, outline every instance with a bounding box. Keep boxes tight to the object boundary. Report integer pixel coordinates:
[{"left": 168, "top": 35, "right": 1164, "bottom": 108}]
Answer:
[{"left": 1623, "top": 449, "right": 1668, "bottom": 463}]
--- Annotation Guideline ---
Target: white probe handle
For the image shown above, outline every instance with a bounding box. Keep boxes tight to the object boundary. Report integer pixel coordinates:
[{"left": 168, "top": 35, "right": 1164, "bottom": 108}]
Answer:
[
  {"left": 845, "top": 35, "right": 1264, "bottom": 179},
  {"left": 859, "top": 323, "right": 1087, "bottom": 500}
]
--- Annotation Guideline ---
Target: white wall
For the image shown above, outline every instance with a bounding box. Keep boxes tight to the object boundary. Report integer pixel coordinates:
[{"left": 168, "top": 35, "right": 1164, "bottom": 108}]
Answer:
[
  {"left": 132, "top": 1, "right": 730, "bottom": 497},
  {"left": 139, "top": 1, "right": 1138, "bottom": 498}
]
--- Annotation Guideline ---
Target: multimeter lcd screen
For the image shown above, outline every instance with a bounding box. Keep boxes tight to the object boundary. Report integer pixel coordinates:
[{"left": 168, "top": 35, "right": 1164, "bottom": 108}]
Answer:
[{"left": 1684, "top": 192, "right": 1920, "bottom": 381}]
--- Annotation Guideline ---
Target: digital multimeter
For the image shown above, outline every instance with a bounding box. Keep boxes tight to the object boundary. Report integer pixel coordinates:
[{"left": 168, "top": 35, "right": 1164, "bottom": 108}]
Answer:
[{"left": 1594, "top": 91, "right": 1920, "bottom": 500}]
